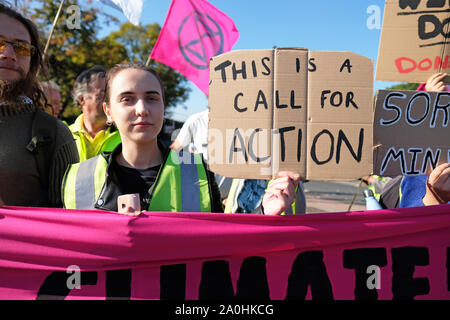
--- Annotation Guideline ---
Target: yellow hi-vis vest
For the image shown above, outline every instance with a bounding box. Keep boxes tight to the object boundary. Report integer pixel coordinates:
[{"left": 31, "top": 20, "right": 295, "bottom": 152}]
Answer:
[
  {"left": 224, "top": 179, "right": 299, "bottom": 215},
  {"left": 62, "top": 150, "right": 211, "bottom": 212},
  {"left": 69, "top": 114, "right": 122, "bottom": 162},
  {"left": 71, "top": 130, "right": 121, "bottom": 162},
  {"left": 368, "top": 175, "right": 388, "bottom": 201}
]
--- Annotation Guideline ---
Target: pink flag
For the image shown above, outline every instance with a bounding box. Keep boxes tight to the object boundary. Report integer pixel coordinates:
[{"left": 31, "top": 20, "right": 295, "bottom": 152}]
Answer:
[{"left": 150, "top": 0, "right": 239, "bottom": 96}]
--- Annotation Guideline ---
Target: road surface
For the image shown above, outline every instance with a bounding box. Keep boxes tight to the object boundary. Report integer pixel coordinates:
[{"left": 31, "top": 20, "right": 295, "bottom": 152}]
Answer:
[{"left": 303, "top": 180, "right": 367, "bottom": 213}]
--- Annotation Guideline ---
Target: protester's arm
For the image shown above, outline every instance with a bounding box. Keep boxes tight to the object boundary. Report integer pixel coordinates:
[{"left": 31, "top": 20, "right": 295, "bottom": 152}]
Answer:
[
  {"left": 424, "top": 72, "right": 447, "bottom": 92},
  {"left": 262, "top": 171, "right": 301, "bottom": 215},
  {"left": 423, "top": 163, "right": 450, "bottom": 206}
]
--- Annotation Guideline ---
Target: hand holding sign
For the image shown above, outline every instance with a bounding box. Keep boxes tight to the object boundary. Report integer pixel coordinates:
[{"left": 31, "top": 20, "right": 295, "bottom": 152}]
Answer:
[
  {"left": 208, "top": 48, "right": 373, "bottom": 180},
  {"left": 425, "top": 72, "right": 448, "bottom": 92},
  {"left": 262, "top": 171, "right": 301, "bottom": 215},
  {"left": 424, "top": 162, "right": 450, "bottom": 206},
  {"left": 373, "top": 90, "right": 449, "bottom": 177}
]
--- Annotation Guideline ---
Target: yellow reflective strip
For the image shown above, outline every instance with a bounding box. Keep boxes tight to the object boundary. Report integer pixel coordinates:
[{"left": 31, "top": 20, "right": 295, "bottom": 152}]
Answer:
[
  {"left": 150, "top": 150, "right": 182, "bottom": 212},
  {"left": 93, "top": 156, "right": 108, "bottom": 201},
  {"left": 74, "top": 134, "right": 87, "bottom": 162},
  {"left": 224, "top": 179, "right": 240, "bottom": 213},
  {"left": 63, "top": 163, "right": 81, "bottom": 209},
  {"left": 291, "top": 185, "right": 300, "bottom": 215},
  {"left": 170, "top": 151, "right": 183, "bottom": 212},
  {"left": 194, "top": 153, "right": 211, "bottom": 212}
]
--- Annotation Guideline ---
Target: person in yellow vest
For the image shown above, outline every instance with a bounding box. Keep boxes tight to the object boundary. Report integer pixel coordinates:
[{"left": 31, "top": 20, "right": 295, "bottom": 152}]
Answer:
[
  {"left": 70, "top": 65, "right": 121, "bottom": 162},
  {"left": 62, "top": 64, "right": 300, "bottom": 215}
]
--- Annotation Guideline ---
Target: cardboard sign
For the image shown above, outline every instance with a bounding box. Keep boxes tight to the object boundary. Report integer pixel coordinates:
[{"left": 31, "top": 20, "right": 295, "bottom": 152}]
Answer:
[
  {"left": 373, "top": 90, "right": 449, "bottom": 176},
  {"left": 376, "top": 0, "right": 450, "bottom": 83},
  {"left": 208, "top": 48, "right": 373, "bottom": 180},
  {"left": 1, "top": 205, "right": 450, "bottom": 300}
]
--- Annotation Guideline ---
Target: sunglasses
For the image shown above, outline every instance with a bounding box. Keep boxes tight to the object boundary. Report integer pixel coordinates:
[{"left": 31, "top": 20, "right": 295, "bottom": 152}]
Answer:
[{"left": 0, "top": 37, "right": 36, "bottom": 57}]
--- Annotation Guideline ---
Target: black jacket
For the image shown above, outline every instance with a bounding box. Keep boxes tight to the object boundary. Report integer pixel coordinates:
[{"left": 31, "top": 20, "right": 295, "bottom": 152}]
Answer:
[{"left": 93, "top": 141, "right": 223, "bottom": 213}]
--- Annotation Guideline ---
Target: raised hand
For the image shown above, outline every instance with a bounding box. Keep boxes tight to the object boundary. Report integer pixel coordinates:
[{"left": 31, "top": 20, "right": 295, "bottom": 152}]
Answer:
[
  {"left": 423, "top": 163, "right": 450, "bottom": 206},
  {"left": 425, "top": 73, "right": 447, "bottom": 92},
  {"left": 262, "top": 171, "right": 301, "bottom": 215}
]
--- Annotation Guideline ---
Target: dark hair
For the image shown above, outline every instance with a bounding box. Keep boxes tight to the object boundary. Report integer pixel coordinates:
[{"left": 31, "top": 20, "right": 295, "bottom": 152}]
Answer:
[
  {"left": 0, "top": 4, "right": 49, "bottom": 111},
  {"left": 104, "top": 63, "right": 166, "bottom": 107},
  {"left": 72, "top": 65, "right": 106, "bottom": 105}
]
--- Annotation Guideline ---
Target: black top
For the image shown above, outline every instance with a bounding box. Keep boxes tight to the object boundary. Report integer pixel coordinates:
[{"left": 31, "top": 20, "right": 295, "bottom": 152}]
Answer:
[{"left": 111, "top": 161, "right": 160, "bottom": 209}]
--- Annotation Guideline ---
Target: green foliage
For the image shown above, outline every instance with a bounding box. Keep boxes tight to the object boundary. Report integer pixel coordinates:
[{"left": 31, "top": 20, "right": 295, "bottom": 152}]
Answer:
[
  {"left": 29, "top": 0, "right": 126, "bottom": 120},
  {"left": 107, "top": 22, "right": 155, "bottom": 64},
  {"left": 373, "top": 83, "right": 421, "bottom": 110},
  {"left": 106, "top": 22, "right": 190, "bottom": 115},
  {"left": 23, "top": 0, "right": 189, "bottom": 121},
  {"left": 384, "top": 83, "right": 420, "bottom": 91}
]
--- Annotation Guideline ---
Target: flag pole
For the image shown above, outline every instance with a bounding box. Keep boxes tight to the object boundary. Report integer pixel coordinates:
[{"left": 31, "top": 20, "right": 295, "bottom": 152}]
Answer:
[
  {"left": 145, "top": 55, "right": 152, "bottom": 67},
  {"left": 43, "top": 0, "right": 66, "bottom": 59}
]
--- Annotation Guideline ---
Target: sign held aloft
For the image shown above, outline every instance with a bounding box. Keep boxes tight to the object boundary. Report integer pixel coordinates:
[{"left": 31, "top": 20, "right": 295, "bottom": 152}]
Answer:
[
  {"left": 208, "top": 48, "right": 374, "bottom": 180},
  {"left": 376, "top": 0, "right": 450, "bottom": 83},
  {"left": 373, "top": 90, "right": 449, "bottom": 177}
]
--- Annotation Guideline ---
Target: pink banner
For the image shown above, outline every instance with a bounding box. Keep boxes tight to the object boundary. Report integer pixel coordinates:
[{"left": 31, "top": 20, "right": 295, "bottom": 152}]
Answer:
[
  {"left": 0, "top": 205, "right": 449, "bottom": 300},
  {"left": 150, "top": 0, "right": 239, "bottom": 95}
]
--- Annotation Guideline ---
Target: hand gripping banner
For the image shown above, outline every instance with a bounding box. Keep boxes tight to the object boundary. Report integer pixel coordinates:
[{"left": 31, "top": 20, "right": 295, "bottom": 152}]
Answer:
[{"left": 0, "top": 205, "right": 449, "bottom": 300}]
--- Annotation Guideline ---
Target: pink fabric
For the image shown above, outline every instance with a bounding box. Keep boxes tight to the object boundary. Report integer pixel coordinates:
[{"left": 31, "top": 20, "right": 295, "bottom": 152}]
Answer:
[
  {"left": 417, "top": 83, "right": 426, "bottom": 91},
  {"left": 150, "top": 0, "right": 239, "bottom": 96},
  {"left": 0, "top": 205, "right": 449, "bottom": 300},
  {"left": 417, "top": 82, "right": 450, "bottom": 92}
]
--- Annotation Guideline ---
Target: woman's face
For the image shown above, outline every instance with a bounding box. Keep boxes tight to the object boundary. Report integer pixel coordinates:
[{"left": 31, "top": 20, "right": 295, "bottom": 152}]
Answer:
[{"left": 104, "top": 68, "right": 164, "bottom": 145}]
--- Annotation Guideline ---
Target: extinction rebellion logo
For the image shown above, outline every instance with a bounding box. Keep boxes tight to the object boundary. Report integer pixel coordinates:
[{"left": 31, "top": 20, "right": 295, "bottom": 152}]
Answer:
[{"left": 178, "top": 10, "right": 225, "bottom": 70}]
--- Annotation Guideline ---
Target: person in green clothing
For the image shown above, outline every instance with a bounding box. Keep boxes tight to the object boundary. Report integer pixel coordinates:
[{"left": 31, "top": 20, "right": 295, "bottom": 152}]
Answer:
[
  {"left": 70, "top": 65, "right": 120, "bottom": 162},
  {"left": 62, "top": 63, "right": 301, "bottom": 216}
]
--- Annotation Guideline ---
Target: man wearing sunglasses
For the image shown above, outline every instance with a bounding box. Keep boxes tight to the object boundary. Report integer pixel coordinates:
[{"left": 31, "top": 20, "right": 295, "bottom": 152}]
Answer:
[{"left": 0, "top": 4, "right": 78, "bottom": 207}]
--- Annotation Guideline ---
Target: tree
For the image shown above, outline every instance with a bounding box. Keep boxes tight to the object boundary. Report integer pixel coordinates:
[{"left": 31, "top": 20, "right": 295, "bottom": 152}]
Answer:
[
  {"left": 384, "top": 82, "right": 420, "bottom": 91},
  {"left": 107, "top": 22, "right": 190, "bottom": 114},
  {"left": 28, "top": 0, "right": 128, "bottom": 120},
  {"left": 373, "top": 82, "right": 420, "bottom": 106},
  {"left": 25, "top": 0, "right": 189, "bottom": 121}
]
